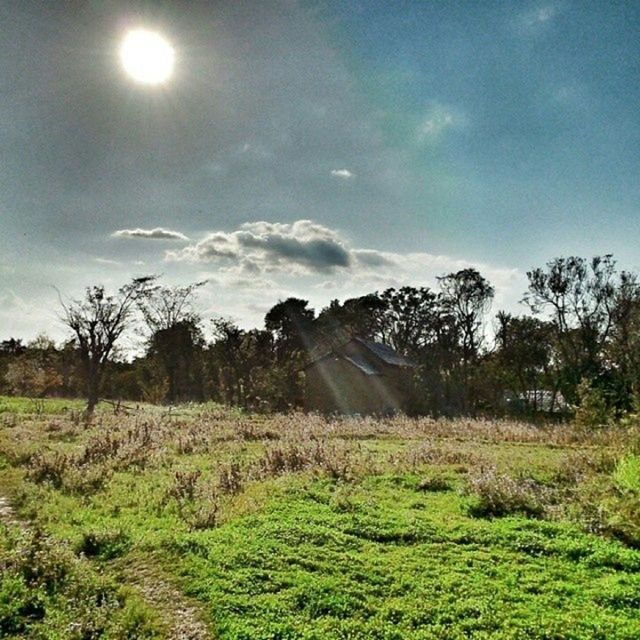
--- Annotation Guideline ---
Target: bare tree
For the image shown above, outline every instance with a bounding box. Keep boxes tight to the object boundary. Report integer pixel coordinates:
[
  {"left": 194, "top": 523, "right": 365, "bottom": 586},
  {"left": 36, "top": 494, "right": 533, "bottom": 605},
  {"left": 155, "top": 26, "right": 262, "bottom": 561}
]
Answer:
[
  {"left": 59, "top": 276, "right": 156, "bottom": 413},
  {"left": 138, "top": 281, "right": 207, "bottom": 332}
]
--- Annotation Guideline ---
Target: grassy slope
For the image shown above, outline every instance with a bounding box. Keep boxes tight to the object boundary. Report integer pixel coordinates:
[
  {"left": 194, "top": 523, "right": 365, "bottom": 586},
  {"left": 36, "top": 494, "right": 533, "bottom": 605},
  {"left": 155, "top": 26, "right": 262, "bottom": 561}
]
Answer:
[{"left": 1, "top": 399, "right": 639, "bottom": 639}]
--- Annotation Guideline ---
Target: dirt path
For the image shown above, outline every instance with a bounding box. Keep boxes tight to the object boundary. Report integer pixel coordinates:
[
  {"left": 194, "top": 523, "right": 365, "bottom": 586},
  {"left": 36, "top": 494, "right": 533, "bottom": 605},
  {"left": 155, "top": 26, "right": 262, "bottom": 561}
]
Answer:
[
  {"left": 0, "top": 494, "right": 18, "bottom": 525},
  {"left": 0, "top": 492, "right": 211, "bottom": 639},
  {"left": 122, "top": 560, "right": 213, "bottom": 640}
]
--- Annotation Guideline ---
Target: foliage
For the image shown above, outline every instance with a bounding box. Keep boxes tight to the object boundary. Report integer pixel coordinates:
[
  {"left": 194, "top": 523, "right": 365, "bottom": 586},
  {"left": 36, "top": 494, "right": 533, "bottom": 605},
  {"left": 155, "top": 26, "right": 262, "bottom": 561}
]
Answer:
[
  {"left": 1, "top": 406, "right": 640, "bottom": 637},
  {"left": 0, "top": 527, "right": 161, "bottom": 638},
  {"left": 3, "top": 254, "right": 640, "bottom": 418},
  {"left": 575, "top": 378, "right": 610, "bottom": 428}
]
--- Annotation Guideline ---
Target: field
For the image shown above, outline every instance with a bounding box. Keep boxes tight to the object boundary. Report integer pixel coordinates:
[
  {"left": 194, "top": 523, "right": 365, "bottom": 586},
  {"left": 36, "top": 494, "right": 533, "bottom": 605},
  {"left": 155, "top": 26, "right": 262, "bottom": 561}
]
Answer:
[{"left": 1, "top": 399, "right": 640, "bottom": 639}]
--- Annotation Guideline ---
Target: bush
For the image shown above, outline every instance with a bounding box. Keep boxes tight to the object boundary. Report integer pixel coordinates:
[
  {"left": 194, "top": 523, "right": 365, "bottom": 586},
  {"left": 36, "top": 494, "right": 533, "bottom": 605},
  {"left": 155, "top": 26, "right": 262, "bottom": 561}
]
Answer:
[
  {"left": 0, "top": 526, "right": 161, "bottom": 638},
  {"left": 418, "top": 475, "right": 452, "bottom": 492},
  {"left": 575, "top": 379, "right": 610, "bottom": 429},
  {"left": 466, "top": 467, "right": 548, "bottom": 518},
  {"left": 613, "top": 454, "right": 640, "bottom": 494},
  {"left": 76, "top": 528, "right": 131, "bottom": 560}
]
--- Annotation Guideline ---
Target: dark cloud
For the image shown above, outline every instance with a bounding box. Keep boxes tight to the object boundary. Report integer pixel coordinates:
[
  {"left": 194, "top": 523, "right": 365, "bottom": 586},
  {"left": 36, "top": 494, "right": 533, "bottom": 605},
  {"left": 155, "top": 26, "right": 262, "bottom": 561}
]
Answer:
[
  {"left": 353, "top": 249, "right": 395, "bottom": 267},
  {"left": 168, "top": 220, "right": 351, "bottom": 273},
  {"left": 112, "top": 227, "right": 189, "bottom": 241}
]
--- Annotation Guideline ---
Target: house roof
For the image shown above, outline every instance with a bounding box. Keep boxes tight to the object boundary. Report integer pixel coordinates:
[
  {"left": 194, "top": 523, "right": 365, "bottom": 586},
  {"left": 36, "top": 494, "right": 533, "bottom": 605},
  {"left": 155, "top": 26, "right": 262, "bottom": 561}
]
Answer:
[
  {"left": 306, "top": 336, "right": 414, "bottom": 371},
  {"left": 343, "top": 354, "right": 381, "bottom": 376},
  {"left": 353, "top": 338, "right": 414, "bottom": 367}
]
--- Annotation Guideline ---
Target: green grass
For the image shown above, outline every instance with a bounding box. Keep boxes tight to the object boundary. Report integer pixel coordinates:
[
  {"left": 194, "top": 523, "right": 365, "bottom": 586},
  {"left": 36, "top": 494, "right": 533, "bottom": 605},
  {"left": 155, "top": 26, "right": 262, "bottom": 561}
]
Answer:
[
  {"left": 0, "top": 395, "right": 90, "bottom": 415},
  {"left": 1, "top": 403, "right": 639, "bottom": 638},
  {"left": 166, "top": 476, "right": 640, "bottom": 639}
]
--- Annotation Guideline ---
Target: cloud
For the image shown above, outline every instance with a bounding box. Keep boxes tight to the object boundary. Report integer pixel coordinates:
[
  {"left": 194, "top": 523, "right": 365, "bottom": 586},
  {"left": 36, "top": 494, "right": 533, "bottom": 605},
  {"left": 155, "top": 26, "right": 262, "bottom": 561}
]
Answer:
[
  {"left": 167, "top": 220, "right": 352, "bottom": 274},
  {"left": 516, "top": 4, "right": 562, "bottom": 33},
  {"left": 95, "top": 257, "right": 120, "bottom": 266},
  {"left": 165, "top": 219, "right": 524, "bottom": 318},
  {"left": 352, "top": 249, "right": 395, "bottom": 268},
  {"left": 417, "top": 103, "right": 465, "bottom": 143},
  {"left": 330, "top": 168, "right": 355, "bottom": 179},
  {"left": 112, "top": 227, "right": 189, "bottom": 241}
]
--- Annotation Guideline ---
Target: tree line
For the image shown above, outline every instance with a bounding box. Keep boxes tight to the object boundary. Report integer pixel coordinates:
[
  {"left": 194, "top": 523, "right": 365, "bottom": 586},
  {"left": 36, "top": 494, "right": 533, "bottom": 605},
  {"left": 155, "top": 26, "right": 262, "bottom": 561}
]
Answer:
[{"left": 2, "top": 255, "right": 640, "bottom": 419}]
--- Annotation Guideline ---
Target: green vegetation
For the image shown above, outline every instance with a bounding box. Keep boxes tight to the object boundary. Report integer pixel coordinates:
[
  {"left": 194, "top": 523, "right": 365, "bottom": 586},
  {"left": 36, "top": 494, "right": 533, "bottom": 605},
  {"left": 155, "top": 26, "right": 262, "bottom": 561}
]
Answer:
[
  {"left": 1, "top": 401, "right": 639, "bottom": 638},
  {"left": 0, "top": 395, "right": 90, "bottom": 416}
]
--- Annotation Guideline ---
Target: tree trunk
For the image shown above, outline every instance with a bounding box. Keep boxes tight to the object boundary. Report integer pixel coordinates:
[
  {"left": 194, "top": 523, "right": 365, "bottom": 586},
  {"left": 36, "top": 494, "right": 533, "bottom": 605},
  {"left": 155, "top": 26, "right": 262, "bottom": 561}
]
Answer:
[{"left": 85, "top": 361, "right": 100, "bottom": 414}]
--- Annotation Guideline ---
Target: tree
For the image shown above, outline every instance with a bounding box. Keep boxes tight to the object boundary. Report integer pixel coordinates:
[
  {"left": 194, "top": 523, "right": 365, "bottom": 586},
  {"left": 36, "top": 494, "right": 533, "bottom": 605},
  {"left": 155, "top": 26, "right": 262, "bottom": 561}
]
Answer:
[
  {"left": 438, "top": 269, "right": 494, "bottom": 413},
  {"left": 138, "top": 281, "right": 206, "bottom": 332},
  {"left": 138, "top": 281, "right": 207, "bottom": 403},
  {"left": 147, "top": 320, "right": 205, "bottom": 403},
  {"left": 438, "top": 269, "right": 495, "bottom": 366},
  {"left": 606, "top": 271, "right": 640, "bottom": 410},
  {"left": 59, "top": 277, "right": 156, "bottom": 413},
  {"left": 264, "top": 299, "right": 315, "bottom": 409},
  {"left": 316, "top": 294, "right": 388, "bottom": 342},
  {"left": 206, "top": 319, "right": 276, "bottom": 410},
  {"left": 492, "top": 313, "right": 556, "bottom": 412},
  {"left": 265, "top": 298, "right": 316, "bottom": 355},
  {"left": 523, "top": 255, "right": 621, "bottom": 404}
]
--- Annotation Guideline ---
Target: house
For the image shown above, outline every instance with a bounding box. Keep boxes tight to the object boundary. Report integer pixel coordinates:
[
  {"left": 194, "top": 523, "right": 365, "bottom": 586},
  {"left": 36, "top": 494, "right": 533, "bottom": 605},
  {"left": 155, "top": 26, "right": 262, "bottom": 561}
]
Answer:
[{"left": 304, "top": 336, "right": 415, "bottom": 415}]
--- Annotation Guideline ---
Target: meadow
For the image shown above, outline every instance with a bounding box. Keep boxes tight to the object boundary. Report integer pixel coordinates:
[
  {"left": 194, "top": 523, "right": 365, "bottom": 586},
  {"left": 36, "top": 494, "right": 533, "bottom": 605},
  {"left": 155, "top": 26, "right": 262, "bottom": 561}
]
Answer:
[{"left": 1, "top": 397, "right": 639, "bottom": 639}]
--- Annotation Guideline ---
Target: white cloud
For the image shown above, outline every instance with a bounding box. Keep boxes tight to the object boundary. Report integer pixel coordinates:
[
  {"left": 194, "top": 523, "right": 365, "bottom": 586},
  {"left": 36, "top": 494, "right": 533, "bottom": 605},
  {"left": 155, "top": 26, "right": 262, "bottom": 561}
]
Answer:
[
  {"left": 112, "top": 227, "right": 189, "bottom": 241},
  {"left": 330, "top": 168, "right": 355, "bottom": 179},
  {"left": 95, "top": 257, "right": 120, "bottom": 266},
  {"left": 516, "top": 4, "right": 562, "bottom": 33},
  {"left": 417, "top": 103, "right": 465, "bottom": 143}
]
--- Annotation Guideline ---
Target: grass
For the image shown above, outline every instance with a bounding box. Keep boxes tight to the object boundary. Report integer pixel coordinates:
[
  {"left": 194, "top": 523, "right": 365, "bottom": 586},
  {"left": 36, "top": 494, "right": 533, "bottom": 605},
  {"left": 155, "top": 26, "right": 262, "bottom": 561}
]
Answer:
[
  {"left": 0, "top": 398, "right": 639, "bottom": 638},
  {"left": 0, "top": 395, "right": 90, "bottom": 416}
]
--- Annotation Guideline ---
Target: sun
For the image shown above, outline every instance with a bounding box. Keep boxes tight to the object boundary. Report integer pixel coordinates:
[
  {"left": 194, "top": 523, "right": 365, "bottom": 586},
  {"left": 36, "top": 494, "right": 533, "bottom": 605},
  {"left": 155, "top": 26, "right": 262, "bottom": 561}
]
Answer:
[{"left": 120, "top": 29, "right": 175, "bottom": 85}]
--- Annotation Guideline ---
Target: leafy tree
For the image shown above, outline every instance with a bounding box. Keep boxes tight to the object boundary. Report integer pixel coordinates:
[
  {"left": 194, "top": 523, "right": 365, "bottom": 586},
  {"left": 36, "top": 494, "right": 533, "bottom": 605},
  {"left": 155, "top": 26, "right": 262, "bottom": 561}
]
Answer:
[
  {"left": 138, "top": 282, "right": 206, "bottom": 403},
  {"left": 523, "top": 255, "right": 624, "bottom": 404},
  {"left": 438, "top": 268, "right": 494, "bottom": 365},
  {"left": 438, "top": 268, "right": 494, "bottom": 413},
  {"left": 147, "top": 320, "right": 205, "bottom": 403},
  {"left": 264, "top": 299, "right": 315, "bottom": 409},
  {"left": 206, "top": 320, "right": 277, "bottom": 410},
  {"left": 265, "top": 298, "right": 315, "bottom": 353},
  {"left": 492, "top": 313, "right": 557, "bottom": 412},
  {"left": 316, "top": 294, "right": 387, "bottom": 342}
]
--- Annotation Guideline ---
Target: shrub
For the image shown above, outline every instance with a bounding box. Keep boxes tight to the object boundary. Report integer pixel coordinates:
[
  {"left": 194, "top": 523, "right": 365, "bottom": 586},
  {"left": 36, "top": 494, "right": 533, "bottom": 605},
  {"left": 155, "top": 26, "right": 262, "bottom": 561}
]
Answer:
[
  {"left": 26, "top": 452, "right": 69, "bottom": 489},
  {"left": 466, "top": 467, "right": 548, "bottom": 518},
  {"left": 165, "top": 469, "right": 202, "bottom": 503},
  {"left": 0, "top": 526, "right": 162, "bottom": 638},
  {"left": 418, "top": 475, "right": 452, "bottom": 492},
  {"left": 613, "top": 454, "right": 640, "bottom": 494},
  {"left": 218, "top": 461, "right": 244, "bottom": 495},
  {"left": 575, "top": 379, "right": 610, "bottom": 429},
  {"left": 76, "top": 528, "right": 131, "bottom": 560}
]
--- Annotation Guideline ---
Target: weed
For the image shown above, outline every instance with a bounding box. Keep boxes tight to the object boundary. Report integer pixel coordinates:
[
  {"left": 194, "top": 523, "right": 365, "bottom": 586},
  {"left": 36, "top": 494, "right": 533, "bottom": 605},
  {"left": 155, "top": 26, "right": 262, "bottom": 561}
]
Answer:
[
  {"left": 76, "top": 528, "right": 131, "bottom": 560},
  {"left": 165, "top": 469, "right": 202, "bottom": 503},
  {"left": 26, "top": 451, "right": 69, "bottom": 488},
  {"left": 613, "top": 454, "right": 640, "bottom": 494},
  {"left": 465, "top": 467, "right": 549, "bottom": 518},
  {"left": 218, "top": 461, "right": 244, "bottom": 495},
  {"left": 418, "top": 475, "right": 452, "bottom": 492}
]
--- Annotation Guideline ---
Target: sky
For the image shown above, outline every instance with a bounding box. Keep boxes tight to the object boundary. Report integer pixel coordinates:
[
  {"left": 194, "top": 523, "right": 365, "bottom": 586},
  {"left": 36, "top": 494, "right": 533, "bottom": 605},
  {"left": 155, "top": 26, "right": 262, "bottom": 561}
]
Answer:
[{"left": 1, "top": 0, "right": 639, "bottom": 343}]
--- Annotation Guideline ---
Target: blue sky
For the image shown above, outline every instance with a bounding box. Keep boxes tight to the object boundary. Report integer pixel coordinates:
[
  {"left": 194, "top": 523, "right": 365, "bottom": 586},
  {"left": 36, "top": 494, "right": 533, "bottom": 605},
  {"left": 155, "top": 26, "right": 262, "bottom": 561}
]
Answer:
[{"left": 1, "top": 0, "right": 638, "bottom": 341}]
